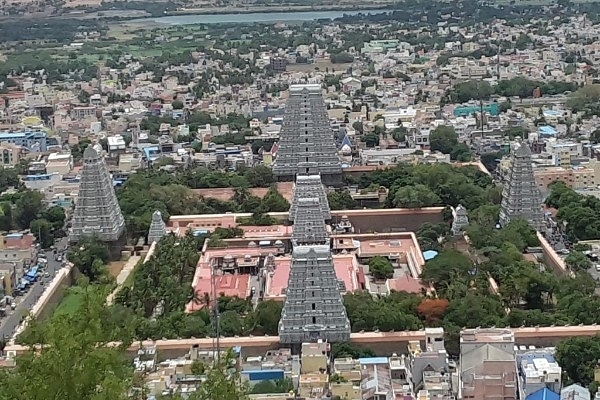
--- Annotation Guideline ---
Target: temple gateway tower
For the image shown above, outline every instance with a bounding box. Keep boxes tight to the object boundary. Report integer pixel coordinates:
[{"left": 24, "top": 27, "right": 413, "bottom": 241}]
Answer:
[
  {"left": 273, "top": 84, "right": 343, "bottom": 186},
  {"left": 279, "top": 174, "right": 350, "bottom": 345},
  {"left": 147, "top": 210, "right": 167, "bottom": 245},
  {"left": 69, "top": 145, "right": 126, "bottom": 254},
  {"left": 499, "top": 141, "right": 544, "bottom": 231}
]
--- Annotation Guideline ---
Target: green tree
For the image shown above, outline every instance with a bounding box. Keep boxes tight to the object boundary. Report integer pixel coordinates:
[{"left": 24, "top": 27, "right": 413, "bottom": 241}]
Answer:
[
  {"left": 421, "top": 249, "right": 474, "bottom": 295},
  {"left": 243, "top": 165, "right": 275, "bottom": 188},
  {"left": 369, "top": 256, "right": 394, "bottom": 280},
  {"left": 0, "top": 202, "right": 12, "bottom": 232},
  {"left": 565, "top": 251, "right": 592, "bottom": 272},
  {"left": 249, "top": 378, "right": 293, "bottom": 394},
  {"left": 446, "top": 80, "right": 493, "bottom": 103},
  {"left": 556, "top": 335, "right": 600, "bottom": 387},
  {"left": 67, "top": 236, "right": 110, "bottom": 282},
  {"left": 429, "top": 125, "right": 458, "bottom": 154},
  {"left": 443, "top": 294, "right": 506, "bottom": 328},
  {"left": 259, "top": 186, "right": 289, "bottom": 212},
  {"left": 172, "top": 100, "right": 184, "bottom": 109},
  {"left": 391, "top": 126, "right": 407, "bottom": 142},
  {"left": 0, "top": 284, "right": 133, "bottom": 400},
  {"left": 30, "top": 219, "right": 53, "bottom": 248},
  {"left": 77, "top": 90, "right": 90, "bottom": 104},
  {"left": 331, "top": 342, "right": 375, "bottom": 359},
  {"left": 327, "top": 190, "right": 357, "bottom": 210},
  {"left": 254, "top": 300, "right": 282, "bottom": 335},
  {"left": 0, "top": 167, "right": 19, "bottom": 192},
  {"left": 393, "top": 184, "right": 441, "bottom": 208},
  {"left": 42, "top": 205, "right": 66, "bottom": 231},
  {"left": 450, "top": 143, "right": 472, "bottom": 162},
  {"left": 591, "top": 128, "right": 600, "bottom": 144},
  {"left": 14, "top": 190, "right": 44, "bottom": 229},
  {"left": 567, "top": 85, "right": 600, "bottom": 112}
]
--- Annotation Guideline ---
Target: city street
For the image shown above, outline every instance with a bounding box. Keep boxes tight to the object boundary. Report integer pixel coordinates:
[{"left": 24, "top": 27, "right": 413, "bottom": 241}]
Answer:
[{"left": 0, "top": 237, "right": 68, "bottom": 340}]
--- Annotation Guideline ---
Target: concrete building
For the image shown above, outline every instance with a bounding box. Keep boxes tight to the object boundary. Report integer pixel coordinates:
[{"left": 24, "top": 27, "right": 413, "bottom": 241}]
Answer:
[
  {"left": 517, "top": 350, "right": 561, "bottom": 399},
  {"left": 273, "top": 84, "right": 342, "bottom": 186},
  {"left": 270, "top": 57, "right": 288, "bottom": 73},
  {"left": 460, "top": 328, "right": 517, "bottom": 400},
  {"left": 0, "top": 130, "right": 47, "bottom": 152},
  {"left": 561, "top": 384, "right": 591, "bottom": 400},
  {"left": 46, "top": 153, "right": 73, "bottom": 175},
  {"left": 0, "top": 143, "right": 21, "bottom": 167},
  {"left": 499, "top": 141, "right": 544, "bottom": 231},
  {"left": 408, "top": 328, "right": 450, "bottom": 393},
  {"left": 107, "top": 135, "right": 127, "bottom": 154},
  {"left": 0, "top": 232, "right": 36, "bottom": 266},
  {"left": 68, "top": 146, "right": 126, "bottom": 247}
]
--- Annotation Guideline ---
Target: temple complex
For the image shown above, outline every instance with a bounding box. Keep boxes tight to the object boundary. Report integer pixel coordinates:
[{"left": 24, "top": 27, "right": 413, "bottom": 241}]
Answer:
[
  {"left": 272, "top": 84, "right": 343, "bottom": 186},
  {"left": 69, "top": 145, "right": 126, "bottom": 247},
  {"left": 499, "top": 141, "right": 544, "bottom": 231}
]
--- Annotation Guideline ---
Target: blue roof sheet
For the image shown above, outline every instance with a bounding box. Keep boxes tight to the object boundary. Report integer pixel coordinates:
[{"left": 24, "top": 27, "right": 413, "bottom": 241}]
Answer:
[
  {"left": 538, "top": 126, "right": 557, "bottom": 135},
  {"left": 359, "top": 357, "right": 388, "bottom": 365},
  {"left": 526, "top": 388, "right": 559, "bottom": 400}
]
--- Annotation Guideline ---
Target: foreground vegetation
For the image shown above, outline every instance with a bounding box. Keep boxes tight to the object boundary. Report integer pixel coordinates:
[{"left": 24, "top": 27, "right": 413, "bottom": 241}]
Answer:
[{"left": 2, "top": 283, "right": 248, "bottom": 400}]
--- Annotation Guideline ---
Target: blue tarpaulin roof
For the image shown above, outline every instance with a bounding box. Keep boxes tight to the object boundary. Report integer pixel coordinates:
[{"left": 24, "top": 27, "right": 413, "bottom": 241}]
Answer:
[
  {"left": 526, "top": 388, "right": 559, "bottom": 400},
  {"left": 538, "top": 125, "right": 557, "bottom": 136},
  {"left": 26, "top": 266, "right": 38, "bottom": 278}
]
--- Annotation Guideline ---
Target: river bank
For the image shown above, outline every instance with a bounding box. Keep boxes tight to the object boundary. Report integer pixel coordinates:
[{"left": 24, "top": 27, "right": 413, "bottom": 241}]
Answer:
[
  {"left": 164, "top": 3, "right": 393, "bottom": 16},
  {"left": 126, "top": 8, "right": 393, "bottom": 25}
]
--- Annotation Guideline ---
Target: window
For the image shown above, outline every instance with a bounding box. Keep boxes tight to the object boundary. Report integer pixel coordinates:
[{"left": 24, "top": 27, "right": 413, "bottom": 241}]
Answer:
[
  {"left": 312, "top": 303, "right": 316, "bottom": 310},
  {"left": 312, "top": 317, "right": 316, "bottom": 324}
]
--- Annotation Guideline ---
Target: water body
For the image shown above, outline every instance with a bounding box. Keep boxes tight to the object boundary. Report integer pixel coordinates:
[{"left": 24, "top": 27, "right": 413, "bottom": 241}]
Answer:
[{"left": 129, "top": 9, "right": 391, "bottom": 25}]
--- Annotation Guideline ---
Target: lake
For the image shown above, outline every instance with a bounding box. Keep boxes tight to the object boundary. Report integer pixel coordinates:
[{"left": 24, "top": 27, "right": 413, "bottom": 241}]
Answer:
[{"left": 129, "top": 9, "right": 391, "bottom": 25}]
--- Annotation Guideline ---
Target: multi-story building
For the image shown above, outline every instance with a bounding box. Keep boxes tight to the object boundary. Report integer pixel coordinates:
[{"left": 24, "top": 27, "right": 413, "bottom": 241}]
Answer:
[
  {"left": 460, "top": 328, "right": 517, "bottom": 400},
  {"left": 0, "top": 143, "right": 21, "bottom": 167},
  {"left": 517, "top": 350, "right": 561, "bottom": 399},
  {"left": 0, "top": 233, "right": 36, "bottom": 266},
  {"left": 270, "top": 57, "right": 288, "bottom": 73},
  {"left": 46, "top": 153, "right": 73, "bottom": 175},
  {"left": 0, "top": 130, "right": 47, "bottom": 152}
]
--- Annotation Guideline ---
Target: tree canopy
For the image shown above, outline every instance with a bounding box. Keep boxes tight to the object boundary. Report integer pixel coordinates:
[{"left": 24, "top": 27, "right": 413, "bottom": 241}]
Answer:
[
  {"left": 546, "top": 181, "right": 600, "bottom": 241},
  {"left": 1, "top": 283, "right": 134, "bottom": 400}
]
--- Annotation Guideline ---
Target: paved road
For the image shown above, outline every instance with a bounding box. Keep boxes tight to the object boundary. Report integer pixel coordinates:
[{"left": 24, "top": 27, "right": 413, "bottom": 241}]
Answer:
[{"left": 0, "top": 237, "right": 68, "bottom": 340}]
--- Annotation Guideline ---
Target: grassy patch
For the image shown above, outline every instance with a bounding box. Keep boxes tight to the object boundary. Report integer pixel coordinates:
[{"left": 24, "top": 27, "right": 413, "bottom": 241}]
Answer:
[
  {"left": 53, "top": 286, "right": 86, "bottom": 317},
  {"left": 53, "top": 283, "right": 113, "bottom": 318}
]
